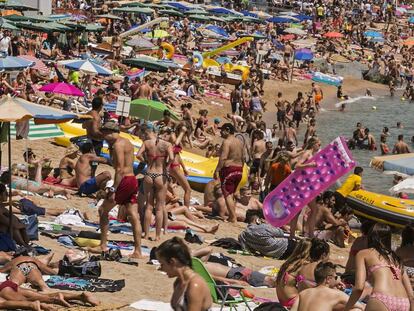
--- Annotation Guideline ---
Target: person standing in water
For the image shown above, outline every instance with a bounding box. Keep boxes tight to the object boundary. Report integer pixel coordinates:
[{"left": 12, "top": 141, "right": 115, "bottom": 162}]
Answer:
[{"left": 214, "top": 123, "right": 244, "bottom": 223}]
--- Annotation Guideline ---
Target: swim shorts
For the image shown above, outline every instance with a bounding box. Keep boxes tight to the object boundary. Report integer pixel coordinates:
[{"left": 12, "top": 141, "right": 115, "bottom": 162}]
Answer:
[
  {"left": 250, "top": 158, "right": 261, "bottom": 174},
  {"left": 219, "top": 166, "right": 243, "bottom": 196},
  {"left": 0, "top": 280, "right": 18, "bottom": 292},
  {"left": 79, "top": 177, "right": 98, "bottom": 195},
  {"left": 314, "top": 94, "right": 323, "bottom": 103},
  {"left": 226, "top": 267, "right": 266, "bottom": 287},
  {"left": 115, "top": 175, "right": 138, "bottom": 205},
  {"left": 277, "top": 110, "right": 286, "bottom": 122}
]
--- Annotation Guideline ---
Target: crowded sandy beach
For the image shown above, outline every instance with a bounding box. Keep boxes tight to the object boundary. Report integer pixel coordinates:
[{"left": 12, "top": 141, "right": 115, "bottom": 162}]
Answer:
[{"left": 0, "top": 0, "right": 412, "bottom": 310}]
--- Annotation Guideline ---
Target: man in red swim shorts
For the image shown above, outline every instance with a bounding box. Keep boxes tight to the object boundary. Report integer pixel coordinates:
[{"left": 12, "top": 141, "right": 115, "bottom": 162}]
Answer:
[
  {"left": 99, "top": 122, "right": 142, "bottom": 259},
  {"left": 214, "top": 123, "right": 244, "bottom": 223}
]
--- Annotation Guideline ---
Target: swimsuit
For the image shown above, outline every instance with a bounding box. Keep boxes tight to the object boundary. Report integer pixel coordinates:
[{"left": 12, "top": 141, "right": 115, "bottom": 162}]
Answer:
[
  {"left": 79, "top": 177, "right": 99, "bottom": 195},
  {"left": 114, "top": 176, "right": 138, "bottom": 205},
  {"left": 368, "top": 263, "right": 410, "bottom": 311},
  {"left": 170, "top": 145, "right": 183, "bottom": 169},
  {"left": 219, "top": 166, "right": 243, "bottom": 196},
  {"left": 0, "top": 280, "right": 18, "bottom": 292},
  {"left": 16, "top": 261, "right": 39, "bottom": 277}
]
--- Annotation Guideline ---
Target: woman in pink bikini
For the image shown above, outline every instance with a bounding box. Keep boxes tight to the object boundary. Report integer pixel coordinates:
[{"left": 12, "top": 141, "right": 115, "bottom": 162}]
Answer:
[
  {"left": 276, "top": 239, "right": 312, "bottom": 308},
  {"left": 344, "top": 223, "right": 414, "bottom": 311}
]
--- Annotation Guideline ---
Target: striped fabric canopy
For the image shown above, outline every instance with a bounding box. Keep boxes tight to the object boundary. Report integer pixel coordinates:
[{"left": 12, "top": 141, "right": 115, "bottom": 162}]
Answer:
[{"left": 11, "top": 121, "right": 64, "bottom": 140}]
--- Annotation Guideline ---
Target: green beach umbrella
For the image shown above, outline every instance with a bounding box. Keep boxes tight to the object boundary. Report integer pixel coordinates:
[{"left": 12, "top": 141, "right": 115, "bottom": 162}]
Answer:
[
  {"left": 1, "top": 21, "right": 18, "bottom": 30},
  {"left": 113, "top": 7, "right": 154, "bottom": 15},
  {"left": 123, "top": 57, "right": 170, "bottom": 72},
  {"left": 188, "top": 14, "right": 210, "bottom": 22},
  {"left": 96, "top": 13, "right": 122, "bottom": 20},
  {"left": 129, "top": 99, "right": 178, "bottom": 121},
  {"left": 144, "top": 29, "right": 170, "bottom": 39},
  {"left": 184, "top": 9, "right": 207, "bottom": 15},
  {"left": 0, "top": 0, "right": 37, "bottom": 11},
  {"left": 159, "top": 9, "right": 184, "bottom": 17}
]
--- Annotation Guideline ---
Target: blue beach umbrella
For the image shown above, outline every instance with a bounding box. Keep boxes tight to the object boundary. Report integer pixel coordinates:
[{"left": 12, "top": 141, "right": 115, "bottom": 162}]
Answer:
[
  {"left": 0, "top": 56, "right": 34, "bottom": 71},
  {"left": 205, "top": 25, "right": 229, "bottom": 38},
  {"left": 294, "top": 48, "right": 313, "bottom": 60},
  {"left": 369, "top": 37, "right": 385, "bottom": 43},
  {"left": 58, "top": 59, "right": 112, "bottom": 76},
  {"left": 267, "top": 16, "right": 293, "bottom": 23},
  {"left": 364, "top": 30, "right": 383, "bottom": 38}
]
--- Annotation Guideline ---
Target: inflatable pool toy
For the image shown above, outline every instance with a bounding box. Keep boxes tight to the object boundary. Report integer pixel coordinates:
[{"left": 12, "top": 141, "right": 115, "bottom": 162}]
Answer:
[
  {"left": 160, "top": 42, "right": 175, "bottom": 59},
  {"left": 202, "top": 37, "right": 253, "bottom": 58},
  {"left": 202, "top": 58, "right": 220, "bottom": 68},
  {"left": 54, "top": 122, "right": 248, "bottom": 192},
  {"left": 192, "top": 52, "right": 203, "bottom": 68},
  {"left": 230, "top": 64, "right": 250, "bottom": 81},
  {"left": 312, "top": 72, "right": 343, "bottom": 86},
  {"left": 347, "top": 190, "right": 414, "bottom": 228},
  {"left": 120, "top": 17, "right": 169, "bottom": 38},
  {"left": 263, "top": 137, "right": 355, "bottom": 227}
]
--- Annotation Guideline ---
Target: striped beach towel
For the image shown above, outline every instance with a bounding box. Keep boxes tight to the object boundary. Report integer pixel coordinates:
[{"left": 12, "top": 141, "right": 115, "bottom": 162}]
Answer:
[{"left": 11, "top": 121, "right": 64, "bottom": 140}]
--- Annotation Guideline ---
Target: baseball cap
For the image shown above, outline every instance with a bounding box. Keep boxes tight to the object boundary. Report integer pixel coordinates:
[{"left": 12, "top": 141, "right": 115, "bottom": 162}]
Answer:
[{"left": 100, "top": 122, "right": 120, "bottom": 133}]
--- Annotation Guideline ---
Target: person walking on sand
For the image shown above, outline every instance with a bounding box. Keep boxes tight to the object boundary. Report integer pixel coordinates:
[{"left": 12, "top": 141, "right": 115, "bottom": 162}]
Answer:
[
  {"left": 214, "top": 123, "right": 244, "bottom": 223},
  {"left": 98, "top": 122, "right": 142, "bottom": 259}
]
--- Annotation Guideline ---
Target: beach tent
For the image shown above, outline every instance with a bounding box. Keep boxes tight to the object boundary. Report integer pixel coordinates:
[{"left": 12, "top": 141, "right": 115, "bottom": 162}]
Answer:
[
  {"left": 0, "top": 95, "right": 78, "bottom": 235},
  {"left": 370, "top": 153, "right": 414, "bottom": 176}
]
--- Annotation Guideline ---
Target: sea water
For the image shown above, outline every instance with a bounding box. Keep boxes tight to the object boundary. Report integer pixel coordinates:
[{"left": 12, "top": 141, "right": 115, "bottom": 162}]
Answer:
[{"left": 317, "top": 96, "right": 414, "bottom": 194}]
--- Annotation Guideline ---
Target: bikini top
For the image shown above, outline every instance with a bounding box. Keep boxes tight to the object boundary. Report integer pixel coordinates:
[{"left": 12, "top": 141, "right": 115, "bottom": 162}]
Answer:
[
  {"left": 148, "top": 153, "right": 167, "bottom": 161},
  {"left": 295, "top": 274, "right": 317, "bottom": 287},
  {"left": 368, "top": 263, "right": 402, "bottom": 280},
  {"left": 173, "top": 145, "right": 183, "bottom": 154}
]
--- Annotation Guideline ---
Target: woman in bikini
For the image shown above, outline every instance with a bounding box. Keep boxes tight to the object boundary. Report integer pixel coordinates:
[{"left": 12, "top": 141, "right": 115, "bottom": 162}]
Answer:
[
  {"left": 396, "top": 226, "right": 414, "bottom": 287},
  {"left": 156, "top": 237, "right": 212, "bottom": 311},
  {"left": 276, "top": 239, "right": 312, "bottom": 309},
  {"left": 344, "top": 223, "right": 414, "bottom": 311},
  {"left": 136, "top": 125, "right": 174, "bottom": 241},
  {"left": 166, "top": 125, "right": 192, "bottom": 209},
  {"left": 296, "top": 238, "right": 330, "bottom": 292}
]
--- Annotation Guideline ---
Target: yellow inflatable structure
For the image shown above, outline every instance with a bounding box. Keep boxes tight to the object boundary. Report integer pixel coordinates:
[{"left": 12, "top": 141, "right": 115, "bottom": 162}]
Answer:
[
  {"left": 55, "top": 122, "right": 248, "bottom": 192},
  {"left": 160, "top": 42, "right": 175, "bottom": 59},
  {"left": 347, "top": 189, "right": 414, "bottom": 228}
]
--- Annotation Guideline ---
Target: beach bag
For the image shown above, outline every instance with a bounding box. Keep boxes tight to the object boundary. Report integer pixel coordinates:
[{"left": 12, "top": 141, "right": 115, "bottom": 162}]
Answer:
[
  {"left": 21, "top": 215, "right": 39, "bottom": 241},
  {"left": 58, "top": 259, "right": 101, "bottom": 278},
  {"left": 0, "top": 233, "right": 16, "bottom": 252}
]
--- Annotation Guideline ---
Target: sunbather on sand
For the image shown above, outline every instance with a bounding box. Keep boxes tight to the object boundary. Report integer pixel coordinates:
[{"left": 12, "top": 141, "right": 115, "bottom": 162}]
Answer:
[{"left": 1, "top": 159, "right": 74, "bottom": 199}]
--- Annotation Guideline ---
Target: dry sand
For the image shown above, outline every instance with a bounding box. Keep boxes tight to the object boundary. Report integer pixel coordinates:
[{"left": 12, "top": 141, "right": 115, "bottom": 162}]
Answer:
[{"left": 1, "top": 76, "right": 386, "bottom": 310}]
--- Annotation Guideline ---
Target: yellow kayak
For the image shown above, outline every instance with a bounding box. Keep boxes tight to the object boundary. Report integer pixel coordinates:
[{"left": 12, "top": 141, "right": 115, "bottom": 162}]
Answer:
[
  {"left": 54, "top": 122, "right": 248, "bottom": 192},
  {"left": 347, "top": 190, "right": 414, "bottom": 228}
]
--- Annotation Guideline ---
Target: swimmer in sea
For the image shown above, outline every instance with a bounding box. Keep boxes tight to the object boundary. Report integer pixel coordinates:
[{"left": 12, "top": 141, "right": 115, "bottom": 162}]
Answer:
[{"left": 365, "top": 89, "right": 372, "bottom": 96}]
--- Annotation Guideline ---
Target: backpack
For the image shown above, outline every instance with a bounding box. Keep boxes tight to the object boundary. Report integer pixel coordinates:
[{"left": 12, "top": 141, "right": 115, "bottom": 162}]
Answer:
[{"left": 58, "top": 259, "right": 101, "bottom": 278}]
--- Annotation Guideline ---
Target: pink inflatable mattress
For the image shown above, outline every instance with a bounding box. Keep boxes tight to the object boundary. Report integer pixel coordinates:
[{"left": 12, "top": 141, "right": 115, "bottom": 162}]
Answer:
[{"left": 263, "top": 137, "right": 355, "bottom": 227}]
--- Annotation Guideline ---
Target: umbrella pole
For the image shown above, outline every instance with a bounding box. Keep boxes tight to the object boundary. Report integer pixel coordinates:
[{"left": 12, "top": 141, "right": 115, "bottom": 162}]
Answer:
[{"left": 7, "top": 123, "right": 12, "bottom": 238}]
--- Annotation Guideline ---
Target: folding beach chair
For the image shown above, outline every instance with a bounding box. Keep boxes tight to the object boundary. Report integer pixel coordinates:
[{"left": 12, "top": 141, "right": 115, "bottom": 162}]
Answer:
[{"left": 191, "top": 257, "right": 253, "bottom": 311}]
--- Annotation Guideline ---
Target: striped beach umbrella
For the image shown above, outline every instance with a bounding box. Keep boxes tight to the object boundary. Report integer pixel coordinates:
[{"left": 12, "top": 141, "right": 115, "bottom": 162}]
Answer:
[
  {"left": 11, "top": 120, "right": 64, "bottom": 140},
  {"left": 58, "top": 59, "right": 112, "bottom": 76}
]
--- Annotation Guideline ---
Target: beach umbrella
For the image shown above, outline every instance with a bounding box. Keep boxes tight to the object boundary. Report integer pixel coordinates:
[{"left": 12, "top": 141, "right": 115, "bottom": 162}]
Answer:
[
  {"left": 403, "top": 38, "right": 414, "bottom": 46},
  {"left": 96, "top": 13, "right": 122, "bottom": 20},
  {"left": 242, "top": 16, "right": 265, "bottom": 24},
  {"left": 158, "top": 9, "right": 184, "bottom": 17},
  {"left": 209, "top": 16, "right": 226, "bottom": 23},
  {"left": 237, "top": 32, "right": 267, "bottom": 40},
  {"left": 284, "top": 27, "right": 307, "bottom": 35},
  {"left": 126, "top": 37, "right": 155, "bottom": 48},
  {"left": 324, "top": 32, "right": 344, "bottom": 39},
  {"left": 0, "top": 21, "right": 18, "bottom": 30},
  {"left": 0, "top": 56, "right": 34, "bottom": 71},
  {"left": 58, "top": 59, "right": 112, "bottom": 76},
  {"left": 85, "top": 23, "right": 104, "bottom": 32},
  {"left": 123, "top": 57, "right": 170, "bottom": 72},
  {"left": 276, "top": 15, "right": 300, "bottom": 22},
  {"left": 129, "top": 99, "right": 178, "bottom": 121},
  {"left": 205, "top": 25, "right": 229, "bottom": 38},
  {"left": 113, "top": 7, "right": 154, "bottom": 15},
  {"left": 241, "top": 10, "right": 258, "bottom": 18},
  {"left": 188, "top": 14, "right": 210, "bottom": 22},
  {"left": 294, "top": 48, "right": 313, "bottom": 60},
  {"left": 145, "top": 29, "right": 170, "bottom": 39},
  {"left": 0, "top": 0, "right": 37, "bottom": 11},
  {"left": 269, "top": 53, "right": 283, "bottom": 61},
  {"left": 39, "top": 82, "right": 85, "bottom": 97},
  {"left": 18, "top": 55, "right": 48, "bottom": 73},
  {"left": 369, "top": 37, "right": 385, "bottom": 43},
  {"left": 183, "top": 9, "right": 207, "bottom": 15},
  {"left": 10, "top": 120, "right": 64, "bottom": 140},
  {"left": 364, "top": 30, "right": 383, "bottom": 38},
  {"left": 267, "top": 16, "right": 293, "bottom": 23},
  {"left": 253, "top": 10, "right": 272, "bottom": 19},
  {"left": 0, "top": 94, "right": 78, "bottom": 236},
  {"left": 207, "top": 7, "right": 242, "bottom": 15}
]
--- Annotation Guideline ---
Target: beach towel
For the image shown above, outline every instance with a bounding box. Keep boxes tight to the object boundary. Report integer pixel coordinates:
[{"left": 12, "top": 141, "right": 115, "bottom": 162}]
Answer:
[{"left": 46, "top": 275, "right": 125, "bottom": 292}]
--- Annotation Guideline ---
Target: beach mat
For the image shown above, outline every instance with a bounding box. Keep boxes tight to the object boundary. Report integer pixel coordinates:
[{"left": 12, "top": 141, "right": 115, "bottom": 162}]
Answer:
[
  {"left": 58, "top": 303, "right": 128, "bottom": 311},
  {"left": 46, "top": 275, "right": 125, "bottom": 292}
]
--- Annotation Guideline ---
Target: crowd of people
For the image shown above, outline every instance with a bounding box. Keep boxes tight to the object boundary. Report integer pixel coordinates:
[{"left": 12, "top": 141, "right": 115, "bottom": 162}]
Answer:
[{"left": 0, "top": 0, "right": 412, "bottom": 309}]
